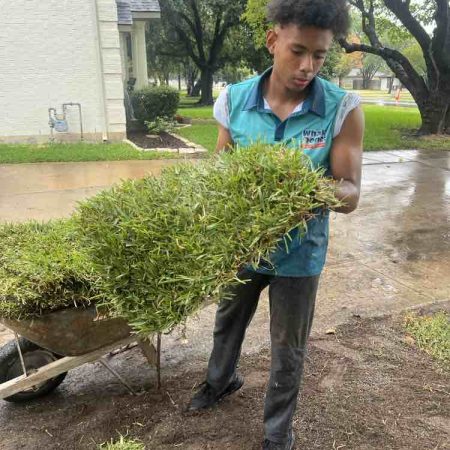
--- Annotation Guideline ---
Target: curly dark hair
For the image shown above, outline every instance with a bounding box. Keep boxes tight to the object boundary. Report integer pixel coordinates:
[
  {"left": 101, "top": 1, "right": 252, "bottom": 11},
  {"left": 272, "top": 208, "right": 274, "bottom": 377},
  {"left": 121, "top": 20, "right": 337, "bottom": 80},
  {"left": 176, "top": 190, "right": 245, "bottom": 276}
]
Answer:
[{"left": 267, "top": 0, "right": 351, "bottom": 39}]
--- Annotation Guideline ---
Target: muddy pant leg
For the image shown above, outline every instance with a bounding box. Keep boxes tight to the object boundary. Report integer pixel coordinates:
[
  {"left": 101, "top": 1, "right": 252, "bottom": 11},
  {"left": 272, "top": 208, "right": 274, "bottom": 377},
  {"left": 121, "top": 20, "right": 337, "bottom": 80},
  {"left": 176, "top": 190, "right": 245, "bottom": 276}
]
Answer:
[
  {"left": 206, "top": 269, "right": 270, "bottom": 392},
  {"left": 263, "top": 275, "right": 320, "bottom": 444}
]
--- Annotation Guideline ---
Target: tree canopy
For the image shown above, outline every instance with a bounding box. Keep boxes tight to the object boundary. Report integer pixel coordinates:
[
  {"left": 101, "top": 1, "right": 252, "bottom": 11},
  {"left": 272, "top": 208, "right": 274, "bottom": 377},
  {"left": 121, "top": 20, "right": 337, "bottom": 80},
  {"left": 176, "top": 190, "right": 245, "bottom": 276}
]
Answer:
[
  {"left": 243, "top": 0, "right": 450, "bottom": 135},
  {"left": 341, "top": 0, "right": 450, "bottom": 134},
  {"left": 159, "top": 0, "right": 247, "bottom": 104}
]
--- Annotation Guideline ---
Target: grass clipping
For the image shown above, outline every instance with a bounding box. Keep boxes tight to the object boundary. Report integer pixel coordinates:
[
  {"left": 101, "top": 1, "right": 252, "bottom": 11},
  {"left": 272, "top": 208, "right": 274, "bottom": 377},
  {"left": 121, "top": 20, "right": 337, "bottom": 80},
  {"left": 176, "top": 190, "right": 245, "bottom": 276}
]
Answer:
[
  {"left": 74, "top": 144, "right": 341, "bottom": 334},
  {"left": 0, "top": 220, "right": 100, "bottom": 320}
]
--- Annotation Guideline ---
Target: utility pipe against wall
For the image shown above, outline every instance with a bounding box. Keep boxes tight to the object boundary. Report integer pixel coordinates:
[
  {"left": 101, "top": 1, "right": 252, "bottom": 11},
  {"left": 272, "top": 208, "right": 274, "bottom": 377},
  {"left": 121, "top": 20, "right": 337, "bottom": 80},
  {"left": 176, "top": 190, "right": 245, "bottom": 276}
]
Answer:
[
  {"left": 63, "top": 103, "right": 84, "bottom": 140},
  {"left": 92, "top": 0, "right": 109, "bottom": 141},
  {"left": 48, "top": 107, "right": 57, "bottom": 141}
]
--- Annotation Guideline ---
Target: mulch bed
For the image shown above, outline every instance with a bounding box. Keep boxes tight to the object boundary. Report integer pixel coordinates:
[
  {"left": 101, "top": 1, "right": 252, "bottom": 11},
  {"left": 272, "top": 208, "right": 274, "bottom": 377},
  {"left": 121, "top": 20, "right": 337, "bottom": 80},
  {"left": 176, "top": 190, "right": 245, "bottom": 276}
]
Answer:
[{"left": 127, "top": 131, "right": 193, "bottom": 150}]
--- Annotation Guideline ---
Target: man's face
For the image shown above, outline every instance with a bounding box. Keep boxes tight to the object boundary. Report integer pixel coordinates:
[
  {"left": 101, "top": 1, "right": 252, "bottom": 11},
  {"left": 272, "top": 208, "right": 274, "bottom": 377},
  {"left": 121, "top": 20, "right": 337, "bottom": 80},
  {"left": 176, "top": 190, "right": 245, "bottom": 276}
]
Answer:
[{"left": 266, "top": 24, "right": 333, "bottom": 92}]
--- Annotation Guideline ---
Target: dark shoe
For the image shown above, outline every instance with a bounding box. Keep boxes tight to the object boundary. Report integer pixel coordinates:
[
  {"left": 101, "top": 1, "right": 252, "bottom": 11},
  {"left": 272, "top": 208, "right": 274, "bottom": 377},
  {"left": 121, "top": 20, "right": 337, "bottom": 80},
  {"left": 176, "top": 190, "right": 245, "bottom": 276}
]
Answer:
[
  {"left": 187, "top": 373, "right": 244, "bottom": 411},
  {"left": 262, "top": 430, "right": 295, "bottom": 450}
]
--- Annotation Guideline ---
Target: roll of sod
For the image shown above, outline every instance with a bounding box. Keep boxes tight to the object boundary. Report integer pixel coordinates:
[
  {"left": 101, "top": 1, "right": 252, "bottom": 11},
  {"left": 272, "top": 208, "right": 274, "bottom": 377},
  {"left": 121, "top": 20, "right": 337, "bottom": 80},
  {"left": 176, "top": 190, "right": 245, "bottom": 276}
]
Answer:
[
  {"left": 0, "top": 220, "right": 99, "bottom": 320},
  {"left": 74, "top": 144, "right": 340, "bottom": 334}
]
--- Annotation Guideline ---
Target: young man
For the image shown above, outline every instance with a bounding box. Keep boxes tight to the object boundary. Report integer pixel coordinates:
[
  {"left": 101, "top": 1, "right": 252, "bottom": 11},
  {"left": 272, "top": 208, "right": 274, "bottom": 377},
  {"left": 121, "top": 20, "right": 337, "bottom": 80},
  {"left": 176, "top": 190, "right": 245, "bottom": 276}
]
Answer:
[{"left": 188, "top": 1, "right": 364, "bottom": 449}]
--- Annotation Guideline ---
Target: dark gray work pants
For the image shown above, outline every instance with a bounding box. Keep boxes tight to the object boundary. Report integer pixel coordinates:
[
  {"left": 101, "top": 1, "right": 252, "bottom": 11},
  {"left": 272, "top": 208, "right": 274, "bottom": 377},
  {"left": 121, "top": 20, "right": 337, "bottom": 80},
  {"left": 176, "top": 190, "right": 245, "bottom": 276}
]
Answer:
[{"left": 206, "top": 269, "right": 319, "bottom": 444}]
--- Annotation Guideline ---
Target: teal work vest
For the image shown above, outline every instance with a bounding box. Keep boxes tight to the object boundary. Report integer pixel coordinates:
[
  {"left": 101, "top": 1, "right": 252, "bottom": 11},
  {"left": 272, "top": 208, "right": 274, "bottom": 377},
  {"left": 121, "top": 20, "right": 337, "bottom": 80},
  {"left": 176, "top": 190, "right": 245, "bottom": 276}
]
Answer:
[{"left": 227, "top": 69, "right": 347, "bottom": 277}]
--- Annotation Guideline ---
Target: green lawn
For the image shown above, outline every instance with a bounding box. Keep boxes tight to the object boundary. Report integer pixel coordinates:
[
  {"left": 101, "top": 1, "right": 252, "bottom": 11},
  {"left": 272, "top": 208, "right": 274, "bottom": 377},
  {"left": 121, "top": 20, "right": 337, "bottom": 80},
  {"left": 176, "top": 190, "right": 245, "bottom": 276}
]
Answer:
[
  {"left": 176, "top": 103, "right": 450, "bottom": 152},
  {"left": 176, "top": 124, "right": 218, "bottom": 151},
  {"left": 178, "top": 107, "right": 215, "bottom": 119},
  {"left": 363, "top": 105, "right": 450, "bottom": 150},
  {"left": 0, "top": 142, "right": 179, "bottom": 164},
  {"left": 178, "top": 93, "right": 216, "bottom": 119},
  {"left": 2, "top": 102, "right": 448, "bottom": 164},
  {"left": 178, "top": 95, "right": 202, "bottom": 107}
]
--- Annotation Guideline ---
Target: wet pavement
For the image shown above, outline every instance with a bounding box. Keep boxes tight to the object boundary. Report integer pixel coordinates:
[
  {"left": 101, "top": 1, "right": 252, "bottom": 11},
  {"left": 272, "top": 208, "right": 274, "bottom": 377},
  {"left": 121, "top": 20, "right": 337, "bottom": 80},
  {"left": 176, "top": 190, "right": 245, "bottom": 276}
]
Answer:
[
  {"left": 0, "top": 159, "right": 182, "bottom": 222},
  {"left": 0, "top": 150, "right": 449, "bottom": 394}
]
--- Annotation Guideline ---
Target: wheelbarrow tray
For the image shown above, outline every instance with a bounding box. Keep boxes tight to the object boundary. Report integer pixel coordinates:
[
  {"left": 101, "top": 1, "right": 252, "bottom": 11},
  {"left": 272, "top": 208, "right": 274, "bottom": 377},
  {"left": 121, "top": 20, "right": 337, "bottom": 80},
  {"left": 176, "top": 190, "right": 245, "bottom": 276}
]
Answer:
[
  {"left": 0, "top": 308, "right": 160, "bottom": 402},
  {"left": 0, "top": 306, "right": 131, "bottom": 356}
]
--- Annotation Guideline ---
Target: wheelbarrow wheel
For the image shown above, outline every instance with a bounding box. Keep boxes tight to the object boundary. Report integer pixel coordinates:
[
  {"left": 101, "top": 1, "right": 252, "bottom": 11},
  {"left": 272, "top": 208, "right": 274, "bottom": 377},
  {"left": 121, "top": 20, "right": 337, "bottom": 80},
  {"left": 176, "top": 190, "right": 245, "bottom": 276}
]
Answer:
[{"left": 0, "top": 337, "right": 67, "bottom": 403}]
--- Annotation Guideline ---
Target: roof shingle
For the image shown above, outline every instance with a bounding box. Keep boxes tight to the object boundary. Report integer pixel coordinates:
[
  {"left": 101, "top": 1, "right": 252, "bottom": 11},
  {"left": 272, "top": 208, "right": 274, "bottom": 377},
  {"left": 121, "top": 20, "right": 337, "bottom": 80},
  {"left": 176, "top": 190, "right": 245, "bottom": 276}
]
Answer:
[
  {"left": 116, "top": 1, "right": 133, "bottom": 25},
  {"left": 130, "top": 0, "right": 160, "bottom": 13},
  {"left": 116, "top": 0, "right": 160, "bottom": 26}
]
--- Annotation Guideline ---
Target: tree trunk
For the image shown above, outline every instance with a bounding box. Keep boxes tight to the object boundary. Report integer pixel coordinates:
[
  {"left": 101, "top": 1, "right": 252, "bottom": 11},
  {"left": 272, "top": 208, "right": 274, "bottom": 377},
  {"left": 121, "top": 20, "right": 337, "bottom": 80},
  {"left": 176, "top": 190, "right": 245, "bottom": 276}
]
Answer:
[
  {"left": 186, "top": 79, "right": 193, "bottom": 96},
  {"left": 419, "top": 91, "right": 450, "bottom": 134},
  {"left": 190, "top": 80, "right": 201, "bottom": 97},
  {"left": 186, "top": 65, "right": 199, "bottom": 96},
  {"left": 199, "top": 68, "right": 214, "bottom": 105},
  {"left": 445, "top": 107, "right": 450, "bottom": 134},
  {"left": 387, "top": 77, "right": 394, "bottom": 94},
  {"left": 338, "top": 76, "right": 343, "bottom": 88}
]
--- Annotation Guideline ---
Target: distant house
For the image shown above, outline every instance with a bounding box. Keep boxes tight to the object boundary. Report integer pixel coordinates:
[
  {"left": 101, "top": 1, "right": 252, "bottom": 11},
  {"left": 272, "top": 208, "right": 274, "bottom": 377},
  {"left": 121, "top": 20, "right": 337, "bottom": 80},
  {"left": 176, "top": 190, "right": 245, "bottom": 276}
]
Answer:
[
  {"left": 0, "top": 0, "right": 160, "bottom": 144},
  {"left": 335, "top": 68, "right": 400, "bottom": 91}
]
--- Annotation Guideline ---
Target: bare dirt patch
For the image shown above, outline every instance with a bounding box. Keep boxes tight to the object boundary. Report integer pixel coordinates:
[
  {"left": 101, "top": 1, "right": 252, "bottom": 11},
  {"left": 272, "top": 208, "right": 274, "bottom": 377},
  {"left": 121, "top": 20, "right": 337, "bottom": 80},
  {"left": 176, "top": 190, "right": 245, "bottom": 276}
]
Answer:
[{"left": 1, "top": 312, "right": 449, "bottom": 450}]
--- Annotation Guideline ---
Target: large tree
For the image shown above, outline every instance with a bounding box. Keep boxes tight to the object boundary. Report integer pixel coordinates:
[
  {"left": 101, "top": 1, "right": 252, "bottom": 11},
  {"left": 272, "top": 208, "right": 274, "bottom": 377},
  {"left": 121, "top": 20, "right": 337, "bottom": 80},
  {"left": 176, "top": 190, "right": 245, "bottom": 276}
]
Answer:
[
  {"left": 360, "top": 52, "right": 386, "bottom": 88},
  {"left": 160, "top": 0, "right": 246, "bottom": 105},
  {"left": 244, "top": 0, "right": 450, "bottom": 135},
  {"left": 318, "top": 43, "right": 348, "bottom": 81},
  {"left": 340, "top": 0, "right": 450, "bottom": 135},
  {"left": 146, "top": 22, "right": 182, "bottom": 86}
]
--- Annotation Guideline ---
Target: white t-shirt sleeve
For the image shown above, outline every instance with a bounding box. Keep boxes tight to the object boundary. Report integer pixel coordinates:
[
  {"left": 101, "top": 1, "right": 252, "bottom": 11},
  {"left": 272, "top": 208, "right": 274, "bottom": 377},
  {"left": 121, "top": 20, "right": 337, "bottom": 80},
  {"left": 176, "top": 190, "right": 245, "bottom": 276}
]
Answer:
[
  {"left": 333, "top": 93, "right": 361, "bottom": 138},
  {"left": 213, "top": 86, "right": 230, "bottom": 129}
]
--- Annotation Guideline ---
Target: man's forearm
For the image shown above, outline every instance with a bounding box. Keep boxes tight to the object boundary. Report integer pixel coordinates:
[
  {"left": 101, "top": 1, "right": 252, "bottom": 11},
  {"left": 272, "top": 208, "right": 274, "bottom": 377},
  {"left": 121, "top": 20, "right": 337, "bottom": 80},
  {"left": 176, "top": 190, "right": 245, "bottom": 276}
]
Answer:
[{"left": 332, "top": 179, "right": 360, "bottom": 214}]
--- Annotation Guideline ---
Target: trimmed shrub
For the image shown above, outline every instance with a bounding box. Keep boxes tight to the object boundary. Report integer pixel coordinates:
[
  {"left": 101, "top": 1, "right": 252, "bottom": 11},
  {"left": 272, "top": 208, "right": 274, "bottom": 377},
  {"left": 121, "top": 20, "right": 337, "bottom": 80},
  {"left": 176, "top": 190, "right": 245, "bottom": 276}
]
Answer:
[
  {"left": 131, "top": 85, "right": 180, "bottom": 124},
  {"left": 145, "top": 117, "right": 177, "bottom": 135}
]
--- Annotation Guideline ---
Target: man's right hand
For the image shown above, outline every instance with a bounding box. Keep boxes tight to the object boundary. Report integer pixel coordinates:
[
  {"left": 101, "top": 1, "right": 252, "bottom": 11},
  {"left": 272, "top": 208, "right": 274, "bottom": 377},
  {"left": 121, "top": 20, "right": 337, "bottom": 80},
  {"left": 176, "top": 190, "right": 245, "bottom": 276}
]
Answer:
[{"left": 215, "top": 124, "right": 234, "bottom": 153}]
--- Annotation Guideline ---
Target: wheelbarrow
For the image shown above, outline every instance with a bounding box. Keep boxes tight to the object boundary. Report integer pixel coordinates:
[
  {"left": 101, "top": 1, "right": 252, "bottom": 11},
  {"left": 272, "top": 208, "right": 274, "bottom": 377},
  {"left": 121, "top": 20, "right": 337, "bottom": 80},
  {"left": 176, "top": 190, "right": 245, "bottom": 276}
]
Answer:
[{"left": 0, "top": 306, "right": 161, "bottom": 403}]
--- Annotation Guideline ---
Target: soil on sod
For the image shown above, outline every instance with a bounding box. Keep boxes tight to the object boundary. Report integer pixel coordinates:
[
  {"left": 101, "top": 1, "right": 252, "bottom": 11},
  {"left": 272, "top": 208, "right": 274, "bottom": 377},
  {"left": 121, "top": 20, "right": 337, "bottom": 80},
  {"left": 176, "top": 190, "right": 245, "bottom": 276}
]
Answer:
[
  {"left": 127, "top": 131, "right": 193, "bottom": 150},
  {"left": 1, "top": 313, "right": 449, "bottom": 450}
]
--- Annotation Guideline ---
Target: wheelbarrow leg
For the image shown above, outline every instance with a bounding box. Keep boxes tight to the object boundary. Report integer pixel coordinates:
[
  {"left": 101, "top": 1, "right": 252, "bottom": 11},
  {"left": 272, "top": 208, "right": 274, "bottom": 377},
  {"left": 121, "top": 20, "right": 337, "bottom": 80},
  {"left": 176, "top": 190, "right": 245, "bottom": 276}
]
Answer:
[
  {"left": 138, "top": 333, "right": 162, "bottom": 390},
  {"left": 13, "top": 332, "right": 27, "bottom": 377},
  {"left": 156, "top": 333, "right": 161, "bottom": 390},
  {"left": 99, "top": 358, "right": 137, "bottom": 395}
]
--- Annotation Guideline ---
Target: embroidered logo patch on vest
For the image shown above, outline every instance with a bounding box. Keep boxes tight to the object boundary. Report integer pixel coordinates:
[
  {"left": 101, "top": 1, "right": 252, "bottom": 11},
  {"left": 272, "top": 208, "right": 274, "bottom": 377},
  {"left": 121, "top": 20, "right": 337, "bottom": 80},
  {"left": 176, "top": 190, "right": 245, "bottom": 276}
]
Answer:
[{"left": 301, "top": 129, "right": 327, "bottom": 150}]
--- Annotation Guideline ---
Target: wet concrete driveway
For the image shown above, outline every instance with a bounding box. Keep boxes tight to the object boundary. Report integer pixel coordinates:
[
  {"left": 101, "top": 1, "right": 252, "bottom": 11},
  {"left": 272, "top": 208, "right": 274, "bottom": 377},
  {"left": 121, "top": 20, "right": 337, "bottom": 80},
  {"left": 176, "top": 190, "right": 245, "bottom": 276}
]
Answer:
[
  {"left": 0, "top": 159, "right": 182, "bottom": 222},
  {"left": 0, "top": 150, "right": 449, "bottom": 389}
]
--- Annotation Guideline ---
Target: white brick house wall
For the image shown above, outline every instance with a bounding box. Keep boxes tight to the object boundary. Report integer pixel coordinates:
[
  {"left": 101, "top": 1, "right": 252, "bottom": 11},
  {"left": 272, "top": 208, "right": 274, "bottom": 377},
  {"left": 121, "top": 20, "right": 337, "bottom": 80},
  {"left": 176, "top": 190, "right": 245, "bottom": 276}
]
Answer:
[{"left": 0, "top": 0, "right": 126, "bottom": 143}]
